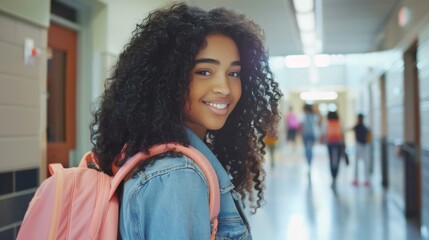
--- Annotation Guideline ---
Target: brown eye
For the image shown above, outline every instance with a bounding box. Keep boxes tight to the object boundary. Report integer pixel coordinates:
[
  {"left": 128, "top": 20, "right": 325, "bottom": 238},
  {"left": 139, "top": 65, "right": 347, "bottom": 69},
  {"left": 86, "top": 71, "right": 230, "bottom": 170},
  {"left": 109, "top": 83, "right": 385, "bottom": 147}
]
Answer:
[
  {"left": 228, "top": 71, "right": 240, "bottom": 78},
  {"left": 195, "top": 70, "right": 211, "bottom": 76}
]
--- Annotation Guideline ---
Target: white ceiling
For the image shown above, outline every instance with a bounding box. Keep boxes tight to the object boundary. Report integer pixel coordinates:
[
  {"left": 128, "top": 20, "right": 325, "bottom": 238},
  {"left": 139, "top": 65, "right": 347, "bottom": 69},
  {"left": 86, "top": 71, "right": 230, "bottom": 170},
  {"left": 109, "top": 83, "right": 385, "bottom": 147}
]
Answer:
[{"left": 188, "top": 0, "right": 401, "bottom": 56}]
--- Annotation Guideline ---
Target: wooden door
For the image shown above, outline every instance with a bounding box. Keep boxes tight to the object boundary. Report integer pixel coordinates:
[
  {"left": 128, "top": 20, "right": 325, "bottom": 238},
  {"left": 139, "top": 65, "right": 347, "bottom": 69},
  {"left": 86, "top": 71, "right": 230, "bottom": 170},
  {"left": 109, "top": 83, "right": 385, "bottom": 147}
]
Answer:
[{"left": 46, "top": 23, "right": 76, "bottom": 176}]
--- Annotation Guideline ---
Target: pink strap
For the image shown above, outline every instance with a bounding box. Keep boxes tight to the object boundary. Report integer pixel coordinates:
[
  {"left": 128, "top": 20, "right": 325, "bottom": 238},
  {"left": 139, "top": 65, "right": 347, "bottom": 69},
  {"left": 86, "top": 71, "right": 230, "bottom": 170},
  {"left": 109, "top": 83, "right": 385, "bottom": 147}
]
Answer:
[
  {"left": 110, "top": 144, "right": 220, "bottom": 218},
  {"left": 78, "top": 151, "right": 94, "bottom": 168},
  {"left": 81, "top": 143, "right": 220, "bottom": 237},
  {"left": 48, "top": 163, "right": 64, "bottom": 175}
]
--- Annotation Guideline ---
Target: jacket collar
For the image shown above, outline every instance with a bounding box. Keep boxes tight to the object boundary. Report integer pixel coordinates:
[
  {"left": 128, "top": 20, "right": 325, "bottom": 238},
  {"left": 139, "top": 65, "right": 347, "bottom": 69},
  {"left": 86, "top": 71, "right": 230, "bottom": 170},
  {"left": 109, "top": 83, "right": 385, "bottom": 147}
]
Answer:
[{"left": 185, "top": 127, "right": 233, "bottom": 191}]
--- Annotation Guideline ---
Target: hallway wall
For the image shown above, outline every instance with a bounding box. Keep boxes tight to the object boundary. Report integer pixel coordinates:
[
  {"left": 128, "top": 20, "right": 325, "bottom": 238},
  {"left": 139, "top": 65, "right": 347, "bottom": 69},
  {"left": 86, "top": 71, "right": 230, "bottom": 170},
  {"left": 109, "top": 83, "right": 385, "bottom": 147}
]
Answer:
[
  {"left": 0, "top": 11, "right": 47, "bottom": 239},
  {"left": 385, "top": 57, "right": 406, "bottom": 210},
  {"left": 418, "top": 21, "right": 429, "bottom": 238},
  {"left": 362, "top": 1, "right": 429, "bottom": 235}
]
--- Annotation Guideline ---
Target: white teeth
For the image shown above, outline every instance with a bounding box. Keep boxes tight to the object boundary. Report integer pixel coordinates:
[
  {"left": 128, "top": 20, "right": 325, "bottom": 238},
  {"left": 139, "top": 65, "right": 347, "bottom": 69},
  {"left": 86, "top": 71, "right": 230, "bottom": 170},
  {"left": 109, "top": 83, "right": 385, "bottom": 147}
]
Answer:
[{"left": 206, "top": 102, "right": 227, "bottom": 109}]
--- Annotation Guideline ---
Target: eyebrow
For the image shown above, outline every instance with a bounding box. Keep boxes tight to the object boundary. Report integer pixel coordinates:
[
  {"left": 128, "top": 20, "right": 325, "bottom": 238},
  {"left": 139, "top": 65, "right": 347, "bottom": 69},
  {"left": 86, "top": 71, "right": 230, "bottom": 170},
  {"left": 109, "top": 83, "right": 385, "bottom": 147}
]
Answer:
[{"left": 194, "top": 58, "right": 241, "bottom": 66}]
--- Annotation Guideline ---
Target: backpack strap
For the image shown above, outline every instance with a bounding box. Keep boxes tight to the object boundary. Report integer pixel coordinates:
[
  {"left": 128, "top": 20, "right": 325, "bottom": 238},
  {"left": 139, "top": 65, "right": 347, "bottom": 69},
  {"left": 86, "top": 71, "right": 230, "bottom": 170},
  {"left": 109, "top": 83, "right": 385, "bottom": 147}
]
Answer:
[
  {"left": 78, "top": 151, "right": 101, "bottom": 168},
  {"left": 109, "top": 143, "right": 220, "bottom": 237},
  {"left": 48, "top": 163, "right": 64, "bottom": 175}
]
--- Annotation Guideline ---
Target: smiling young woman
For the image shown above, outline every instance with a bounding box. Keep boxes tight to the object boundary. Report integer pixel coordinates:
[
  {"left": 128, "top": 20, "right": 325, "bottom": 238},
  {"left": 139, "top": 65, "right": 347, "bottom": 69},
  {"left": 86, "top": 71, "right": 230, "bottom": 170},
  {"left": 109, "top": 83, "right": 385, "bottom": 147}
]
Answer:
[{"left": 90, "top": 3, "right": 282, "bottom": 239}]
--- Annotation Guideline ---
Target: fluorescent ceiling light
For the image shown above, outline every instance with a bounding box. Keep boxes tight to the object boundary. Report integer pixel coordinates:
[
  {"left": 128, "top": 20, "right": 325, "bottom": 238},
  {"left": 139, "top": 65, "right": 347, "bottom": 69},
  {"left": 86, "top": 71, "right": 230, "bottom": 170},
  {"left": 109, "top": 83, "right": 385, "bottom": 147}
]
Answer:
[
  {"left": 303, "top": 47, "right": 317, "bottom": 55},
  {"left": 314, "top": 54, "right": 330, "bottom": 67},
  {"left": 285, "top": 55, "right": 311, "bottom": 68},
  {"left": 329, "top": 54, "right": 346, "bottom": 65},
  {"left": 300, "top": 31, "right": 316, "bottom": 46},
  {"left": 293, "top": 0, "right": 314, "bottom": 12},
  {"left": 314, "top": 39, "right": 322, "bottom": 53},
  {"left": 296, "top": 12, "right": 315, "bottom": 31},
  {"left": 300, "top": 91, "right": 338, "bottom": 101}
]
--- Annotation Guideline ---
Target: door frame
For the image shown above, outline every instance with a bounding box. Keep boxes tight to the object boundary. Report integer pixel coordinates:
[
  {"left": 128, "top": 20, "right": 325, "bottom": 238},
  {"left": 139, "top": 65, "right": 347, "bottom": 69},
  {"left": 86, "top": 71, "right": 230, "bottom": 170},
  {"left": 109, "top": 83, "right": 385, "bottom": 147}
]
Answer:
[{"left": 46, "top": 22, "right": 77, "bottom": 174}]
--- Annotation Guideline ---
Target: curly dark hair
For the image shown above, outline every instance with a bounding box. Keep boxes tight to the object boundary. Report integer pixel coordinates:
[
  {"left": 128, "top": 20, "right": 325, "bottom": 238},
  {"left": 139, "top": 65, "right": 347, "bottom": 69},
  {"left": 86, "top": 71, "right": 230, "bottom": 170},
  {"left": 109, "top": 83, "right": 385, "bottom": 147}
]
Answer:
[{"left": 90, "top": 2, "right": 282, "bottom": 213}]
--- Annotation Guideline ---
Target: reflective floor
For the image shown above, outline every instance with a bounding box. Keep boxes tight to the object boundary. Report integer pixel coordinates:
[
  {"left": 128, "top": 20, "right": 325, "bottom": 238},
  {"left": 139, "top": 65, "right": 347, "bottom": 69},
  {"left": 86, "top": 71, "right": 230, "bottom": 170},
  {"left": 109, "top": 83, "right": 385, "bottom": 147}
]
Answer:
[{"left": 247, "top": 143, "right": 422, "bottom": 240}]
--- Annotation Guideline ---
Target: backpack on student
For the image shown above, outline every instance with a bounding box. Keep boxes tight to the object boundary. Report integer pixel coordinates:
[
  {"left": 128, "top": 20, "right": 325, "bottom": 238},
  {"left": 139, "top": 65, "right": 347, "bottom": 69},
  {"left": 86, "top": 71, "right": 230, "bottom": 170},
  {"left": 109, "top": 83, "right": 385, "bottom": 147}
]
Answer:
[
  {"left": 366, "top": 129, "right": 372, "bottom": 143},
  {"left": 17, "top": 143, "right": 220, "bottom": 240},
  {"left": 326, "top": 120, "right": 342, "bottom": 142}
]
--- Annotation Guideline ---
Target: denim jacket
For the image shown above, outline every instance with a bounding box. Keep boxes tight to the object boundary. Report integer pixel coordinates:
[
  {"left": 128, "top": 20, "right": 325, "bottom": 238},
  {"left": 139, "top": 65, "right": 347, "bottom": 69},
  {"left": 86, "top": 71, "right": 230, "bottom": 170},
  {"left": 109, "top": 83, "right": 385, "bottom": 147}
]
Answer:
[{"left": 120, "top": 128, "right": 252, "bottom": 240}]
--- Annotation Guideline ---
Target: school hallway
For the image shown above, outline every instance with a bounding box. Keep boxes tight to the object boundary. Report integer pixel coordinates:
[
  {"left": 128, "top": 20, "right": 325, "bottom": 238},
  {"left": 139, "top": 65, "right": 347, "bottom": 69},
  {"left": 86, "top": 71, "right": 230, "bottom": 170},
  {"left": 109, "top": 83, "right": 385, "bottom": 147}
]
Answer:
[{"left": 247, "top": 142, "right": 421, "bottom": 240}]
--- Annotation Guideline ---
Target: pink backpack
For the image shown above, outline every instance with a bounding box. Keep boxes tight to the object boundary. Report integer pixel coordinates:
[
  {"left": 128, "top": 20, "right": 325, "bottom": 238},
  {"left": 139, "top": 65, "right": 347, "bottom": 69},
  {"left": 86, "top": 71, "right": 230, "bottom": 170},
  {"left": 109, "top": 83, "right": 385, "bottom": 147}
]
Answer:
[{"left": 17, "top": 143, "right": 220, "bottom": 240}]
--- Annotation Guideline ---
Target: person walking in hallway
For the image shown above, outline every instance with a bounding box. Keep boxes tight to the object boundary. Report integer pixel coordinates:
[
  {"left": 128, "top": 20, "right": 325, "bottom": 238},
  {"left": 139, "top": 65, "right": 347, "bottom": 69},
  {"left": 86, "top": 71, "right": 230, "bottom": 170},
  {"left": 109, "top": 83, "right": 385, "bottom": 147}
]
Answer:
[
  {"left": 352, "top": 113, "right": 371, "bottom": 187},
  {"left": 300, "top": 103, "right": 319, "bottom": 177},
  {"left": 322, "top": 111, "right": 344, "bottom": 189},
  {"left": 285, "top": 106, "right": 299, "bottom": 152},
  {"left": 264, "top": 127, "right": 279, "bottom": 168}
]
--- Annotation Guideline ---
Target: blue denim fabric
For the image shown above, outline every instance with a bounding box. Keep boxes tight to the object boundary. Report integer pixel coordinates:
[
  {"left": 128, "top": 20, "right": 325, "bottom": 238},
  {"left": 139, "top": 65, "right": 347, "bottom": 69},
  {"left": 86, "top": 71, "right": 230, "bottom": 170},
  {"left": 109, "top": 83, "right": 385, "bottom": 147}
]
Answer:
[{"left": 120, "top": 128, "right": 252, "bottom": 240}]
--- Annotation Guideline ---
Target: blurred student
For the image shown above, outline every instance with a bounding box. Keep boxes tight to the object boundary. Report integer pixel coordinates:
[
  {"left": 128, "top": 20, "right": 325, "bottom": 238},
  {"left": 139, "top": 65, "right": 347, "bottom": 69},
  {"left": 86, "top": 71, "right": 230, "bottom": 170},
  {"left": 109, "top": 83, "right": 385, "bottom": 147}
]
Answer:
[
  {"left": 300, "top": 104, "right": 319, "bottom": 177},
  {"left": 352, "top": 113, "right": 371, "bottom": 187},
  {"left": 285, "top": 106, "right": 299, "bottom": 151},
  {"left": 323, "top": 111, "right": 344, "bottom": 189},
  {"left": 264, "top": 128, "right": 279, "bottom": 168}
]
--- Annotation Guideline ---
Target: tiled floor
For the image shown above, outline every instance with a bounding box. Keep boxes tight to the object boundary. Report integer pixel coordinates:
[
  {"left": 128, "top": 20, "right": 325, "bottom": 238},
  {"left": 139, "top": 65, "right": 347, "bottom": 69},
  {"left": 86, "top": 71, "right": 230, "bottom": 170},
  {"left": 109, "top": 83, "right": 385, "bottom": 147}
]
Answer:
[{"left": 247, "top": 143, "right": 422, "bottom": 240}]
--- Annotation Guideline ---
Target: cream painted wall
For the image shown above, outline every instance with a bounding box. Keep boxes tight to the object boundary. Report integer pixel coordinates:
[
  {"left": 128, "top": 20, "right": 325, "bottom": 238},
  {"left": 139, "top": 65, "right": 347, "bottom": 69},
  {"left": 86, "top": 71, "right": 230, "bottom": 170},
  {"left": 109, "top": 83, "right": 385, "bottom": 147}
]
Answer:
[
  {"left": 0, "top": 12, "right": 47, "bottom": 174},
  {"left": 83, "top": 0, "right": 176, "bottom": 101},
  {"left": 98, "top": 0, "right": 173, "bottom": 55},
  {"left": 0, "top": 1, "right": 49, "bottom": 176},
  {"left": 0, "top": 0, "right": 50, "bottom": 27}
]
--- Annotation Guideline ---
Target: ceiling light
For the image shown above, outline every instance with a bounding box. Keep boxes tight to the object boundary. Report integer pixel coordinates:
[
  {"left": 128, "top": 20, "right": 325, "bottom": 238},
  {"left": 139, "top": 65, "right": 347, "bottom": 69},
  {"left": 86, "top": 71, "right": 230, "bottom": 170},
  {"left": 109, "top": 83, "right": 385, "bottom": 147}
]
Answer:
[
  {"left": 329, "top": 55, "right": 345, "bottom": 65},
  {"left": 300, "top": 31, "right": 316, "bottom": 46},
  {"left": 314, "top": 54, "right": 330, "bottom": 67},
  {"left": 293, "top": 0, "right": 314, "bottom": 13},
  {"left": 296, "top": 12, "right": 316, "bottom": 31},
  {"left": 293, "top": 0, "right": 322, "bottom": 54},
  {"left": 285, "top": 55, "right": 311, "bottom": 68},
  {"left": 300, "top": 91, "right": 338, "bottom": 101}
]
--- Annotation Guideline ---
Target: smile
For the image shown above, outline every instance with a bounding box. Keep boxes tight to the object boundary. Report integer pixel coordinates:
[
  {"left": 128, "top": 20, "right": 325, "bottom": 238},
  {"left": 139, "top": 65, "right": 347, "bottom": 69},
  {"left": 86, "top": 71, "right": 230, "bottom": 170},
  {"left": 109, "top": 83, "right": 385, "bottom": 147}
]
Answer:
[{"left": 205, "top": 102, "right": 228, "bottom": 110}]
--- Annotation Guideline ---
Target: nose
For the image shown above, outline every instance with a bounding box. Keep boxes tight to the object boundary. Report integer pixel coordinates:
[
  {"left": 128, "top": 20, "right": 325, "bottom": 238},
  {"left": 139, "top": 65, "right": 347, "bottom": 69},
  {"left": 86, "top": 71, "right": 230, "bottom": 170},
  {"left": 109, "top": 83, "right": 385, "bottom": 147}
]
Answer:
[{"left": 212, "top": 74, "right": 230, "bottom": 96}]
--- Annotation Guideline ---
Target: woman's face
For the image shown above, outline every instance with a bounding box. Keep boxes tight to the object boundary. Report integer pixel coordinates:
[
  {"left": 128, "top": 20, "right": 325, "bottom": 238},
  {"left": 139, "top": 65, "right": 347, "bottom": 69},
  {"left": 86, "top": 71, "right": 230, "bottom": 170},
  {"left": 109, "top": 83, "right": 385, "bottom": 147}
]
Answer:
[{"left": 183, "top": 34, "right": 242, "bottom": 139}]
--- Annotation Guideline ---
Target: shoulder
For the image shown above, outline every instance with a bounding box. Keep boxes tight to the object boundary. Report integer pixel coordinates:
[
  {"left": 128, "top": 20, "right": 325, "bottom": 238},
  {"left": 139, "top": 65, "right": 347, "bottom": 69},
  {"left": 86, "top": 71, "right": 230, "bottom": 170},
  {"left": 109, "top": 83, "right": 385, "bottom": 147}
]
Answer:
[
  {"left": 126, "top": 154, "right": 209, "bottom": 189},
  {"left": 122, "top": 154, "right": 210, "bottom": 212},
  {"left": 120, "top": 154, "right": 212, "bottom": 238}
]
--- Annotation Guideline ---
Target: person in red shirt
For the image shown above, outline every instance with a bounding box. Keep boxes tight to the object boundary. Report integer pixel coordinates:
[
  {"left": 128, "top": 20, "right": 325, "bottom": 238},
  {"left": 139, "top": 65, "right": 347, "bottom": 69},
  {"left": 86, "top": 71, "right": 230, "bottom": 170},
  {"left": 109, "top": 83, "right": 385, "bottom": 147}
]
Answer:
[{"left": 323, "top": 111, "right": 344, "bottom": 189}]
